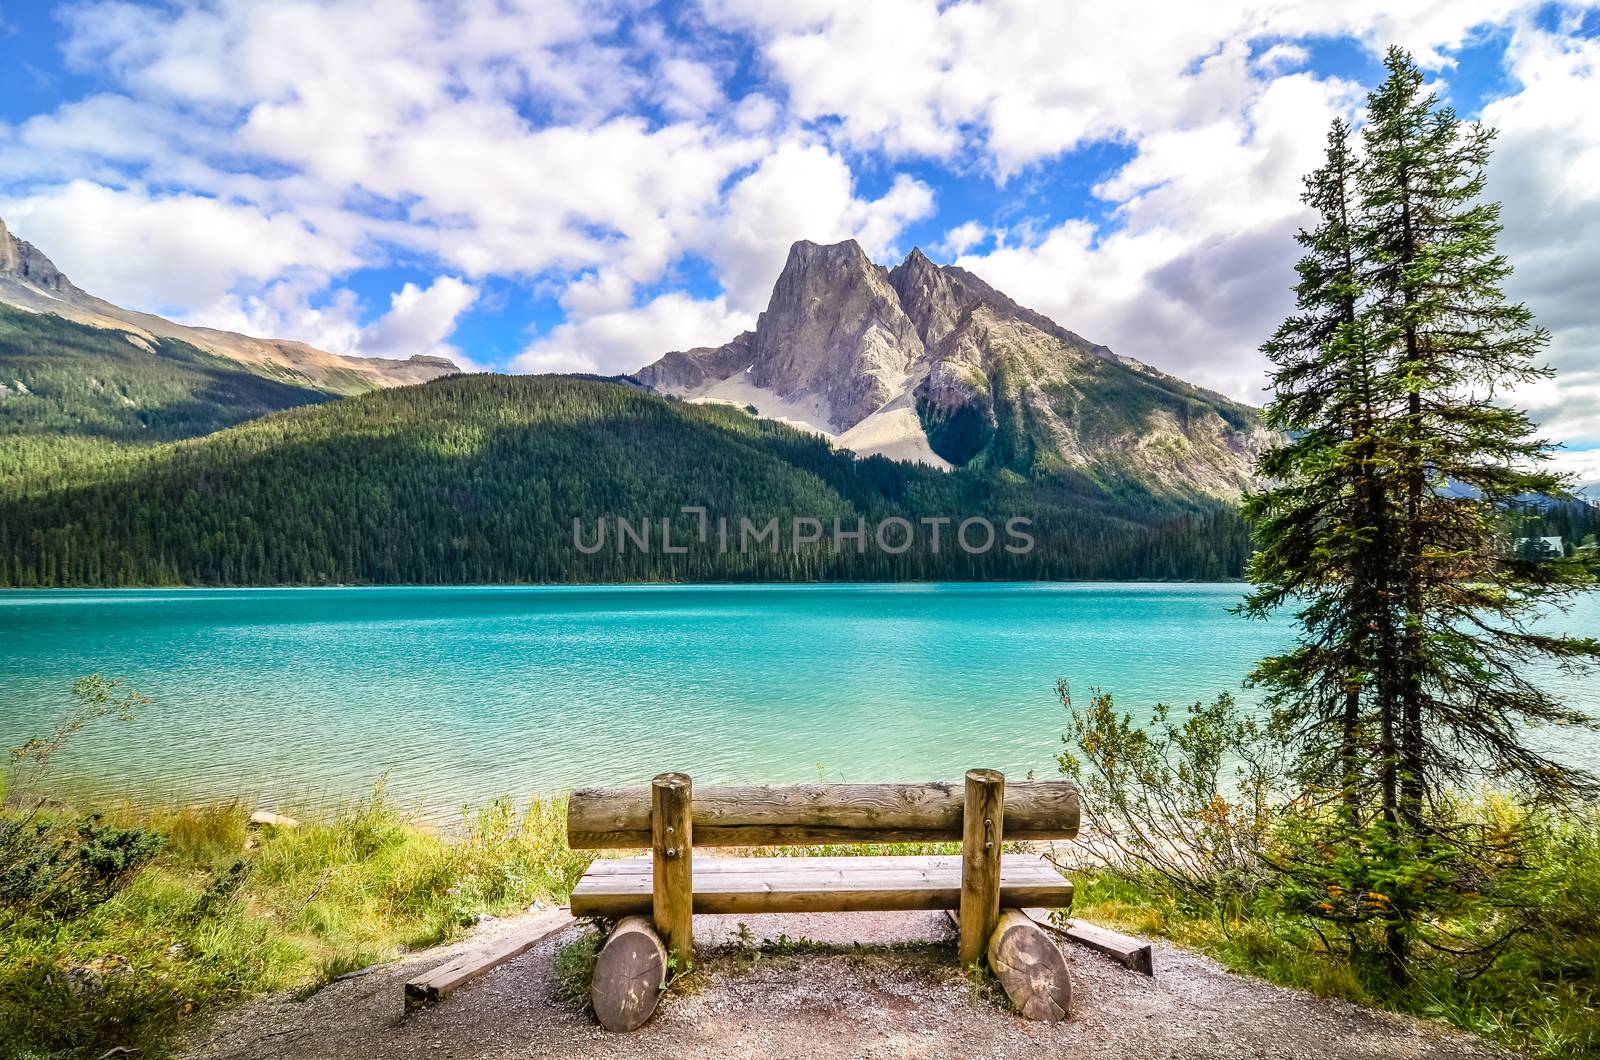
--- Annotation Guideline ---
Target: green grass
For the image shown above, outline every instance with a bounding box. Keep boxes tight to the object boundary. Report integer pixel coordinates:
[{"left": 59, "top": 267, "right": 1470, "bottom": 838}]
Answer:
[
  {"left": 0, "top": 786, "right": 590, "bottom": 1060},
  {"left": 552, "top": 929, "right": 602, "bottom": 1007},
  {"left": 1069, "top": 803, "right": 1600, "bottom": 1060}
]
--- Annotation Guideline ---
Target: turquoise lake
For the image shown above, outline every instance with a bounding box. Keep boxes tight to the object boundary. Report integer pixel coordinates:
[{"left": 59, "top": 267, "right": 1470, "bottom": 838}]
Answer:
[{"left": 2, "top": 584, "right": 1597, "bottom": 821}]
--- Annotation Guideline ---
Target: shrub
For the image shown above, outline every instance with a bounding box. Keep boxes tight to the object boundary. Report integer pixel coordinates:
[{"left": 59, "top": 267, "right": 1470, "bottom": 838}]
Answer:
[
  {"left": 2, "top": 677, "right": 164, "bottom": 918},
  {"left": 1055, "top": 682, "right": 1285, "bottom": 908},
  {"left": 1058, "top": 683, "right": 1600, "bottom": 1059}
]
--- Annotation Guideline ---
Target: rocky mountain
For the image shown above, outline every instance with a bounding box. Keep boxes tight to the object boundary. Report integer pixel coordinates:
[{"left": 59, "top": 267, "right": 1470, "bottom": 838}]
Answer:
[
  {"left": 639, "top": 239, "right": 1270, "bottom": 499},
  {"left": 0, "top": 216, "right": 458, "bottom": 394}
]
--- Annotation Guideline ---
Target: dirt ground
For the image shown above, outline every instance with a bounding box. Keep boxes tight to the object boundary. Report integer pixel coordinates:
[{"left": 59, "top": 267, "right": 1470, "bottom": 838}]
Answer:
[{"left": 181, "top": 909, "right": 1507, "bottom": 1060}]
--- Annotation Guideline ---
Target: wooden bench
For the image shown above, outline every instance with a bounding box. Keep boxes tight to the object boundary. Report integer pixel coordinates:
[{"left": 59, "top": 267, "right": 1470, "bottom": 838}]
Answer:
[{"left": 566, "top": 769, "right": 1080, "bottom": 1029}]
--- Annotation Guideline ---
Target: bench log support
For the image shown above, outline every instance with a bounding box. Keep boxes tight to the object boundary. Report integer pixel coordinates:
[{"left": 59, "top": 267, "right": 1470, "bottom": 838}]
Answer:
[
  {"left": 957, "top": 768, "right": 1004, "bottom": 968},
  {"left": 988, "top": 909, "right": 1072, "bottom": 1021},
  {"left": 651, "top": 772, "right": 693, "bottom": 968},
  {"left": 591, "top": 915, "right": 668, "bottom": 1032}
]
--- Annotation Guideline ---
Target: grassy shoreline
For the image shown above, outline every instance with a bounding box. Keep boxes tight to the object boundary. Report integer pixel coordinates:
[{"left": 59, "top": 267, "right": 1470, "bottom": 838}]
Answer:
[
  {"left": 1, "top": 788, "right": 588, "bottom": 1060},
  {"left": 3, "top": 787, "right": 1595, "bottom": 1060}
]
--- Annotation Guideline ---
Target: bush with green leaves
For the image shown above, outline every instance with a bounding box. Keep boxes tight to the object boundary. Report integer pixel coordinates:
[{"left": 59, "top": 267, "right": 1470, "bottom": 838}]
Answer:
[
  {"left": 1055, "top": 682, "right": 1286, "bottom": 909},
  {"left": 2, "top": 676, "right": 164, "bottom": 917}
]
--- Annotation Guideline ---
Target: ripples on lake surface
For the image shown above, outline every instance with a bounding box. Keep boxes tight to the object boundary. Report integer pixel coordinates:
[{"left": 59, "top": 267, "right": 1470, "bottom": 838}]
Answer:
[{"left": 1, "top": 584, "right": 1595, "bottom": 821}]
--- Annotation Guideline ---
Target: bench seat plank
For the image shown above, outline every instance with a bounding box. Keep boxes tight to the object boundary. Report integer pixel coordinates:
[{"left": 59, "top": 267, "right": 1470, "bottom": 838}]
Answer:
[{"left": 570, "top": 854, "right": 1073, "bottom": 917}]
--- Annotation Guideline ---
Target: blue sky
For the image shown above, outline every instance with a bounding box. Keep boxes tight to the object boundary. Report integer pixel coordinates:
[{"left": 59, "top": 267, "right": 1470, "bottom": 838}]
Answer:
[{"left": 1, "top": 1, "right": 1598, "bottom": 482}]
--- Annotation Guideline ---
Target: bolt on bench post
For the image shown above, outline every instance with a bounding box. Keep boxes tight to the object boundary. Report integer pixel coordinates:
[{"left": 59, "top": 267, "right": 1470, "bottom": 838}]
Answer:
[
  {"left": 651, "top": 772, "right": 693, "bottom": 965},
  {"left": 958, "top": 768, "right": 1004, "bottom": 968}
]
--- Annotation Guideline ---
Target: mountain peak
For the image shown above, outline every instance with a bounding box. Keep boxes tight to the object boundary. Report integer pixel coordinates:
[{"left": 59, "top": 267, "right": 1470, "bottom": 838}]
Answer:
[
  {"left": 749, "top": 236, "right": 923, "bottom": 430},
  {"left": 0, "top": 215, "right": 82, "bottom": 298},
  {"left": 783, "top": 237, "right": 873, "bottom": 270},
  {"left": 644, "top": 235, "right": 1270, "bottom": 495}
]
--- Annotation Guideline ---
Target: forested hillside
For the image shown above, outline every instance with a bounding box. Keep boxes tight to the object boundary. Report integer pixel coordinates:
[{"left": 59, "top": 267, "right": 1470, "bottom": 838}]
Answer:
[
  {"left": 0, "top": 373, "right": 1250, "bottom": 585},
  {"left": 0, "top": 306, "right": 333, "bottom": 491}
]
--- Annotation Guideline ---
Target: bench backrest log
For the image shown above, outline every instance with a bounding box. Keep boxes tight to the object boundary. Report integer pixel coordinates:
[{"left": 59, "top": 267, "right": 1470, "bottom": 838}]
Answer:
[
  {"left": 569, "top": 771, "right": 1079, "bottom": 974},
  {"left": 566, "top": 777, "right": 1080, "bottom": 849}
]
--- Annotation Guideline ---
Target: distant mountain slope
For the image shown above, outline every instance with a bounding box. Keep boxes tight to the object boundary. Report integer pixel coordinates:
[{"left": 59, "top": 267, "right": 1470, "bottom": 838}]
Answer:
[
  {"left": 0, "top": 216, "right": 458, "bottom": 394},
  {"left": 639, "top": 239, "right": 1270, "bottom": 499},
  {"left": 0, "top": 305, "right": 335, "bottom": 490},
  {"left": 0, "top": 374, "right": 1251, "bottom": 586}
]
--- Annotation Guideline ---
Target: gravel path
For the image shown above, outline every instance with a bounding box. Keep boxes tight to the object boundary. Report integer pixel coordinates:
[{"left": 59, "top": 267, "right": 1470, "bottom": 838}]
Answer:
[{"left": 182, "top": 910, "right": 1506, "bottom": 1060}]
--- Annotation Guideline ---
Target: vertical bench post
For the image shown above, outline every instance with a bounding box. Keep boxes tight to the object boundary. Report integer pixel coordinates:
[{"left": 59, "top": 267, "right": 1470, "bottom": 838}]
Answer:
[
  {"left": 651, "top": 772, "right": 693, "bottom": 969},
  {"left": 958, "top": 768, "right": 1005, "bottom": 968}
]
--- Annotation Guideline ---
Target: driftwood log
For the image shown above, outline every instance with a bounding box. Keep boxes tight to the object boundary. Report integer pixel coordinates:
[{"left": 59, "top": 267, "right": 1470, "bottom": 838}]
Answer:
[{"left": 1022, "top": 907, "right": 1155, "bottom": 976}]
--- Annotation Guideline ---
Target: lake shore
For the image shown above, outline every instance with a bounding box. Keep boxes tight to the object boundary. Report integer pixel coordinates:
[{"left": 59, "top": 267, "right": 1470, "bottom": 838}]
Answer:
[{"left": 6, "top": 785, "right": 1592, "bottom": 1060}]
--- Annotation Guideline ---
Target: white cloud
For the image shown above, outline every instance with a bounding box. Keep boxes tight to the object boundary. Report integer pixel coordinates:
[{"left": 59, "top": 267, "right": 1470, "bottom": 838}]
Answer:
[
  {"left": 1255, "top": 43, "right": 1309, "bottom": 73},
  {"left": 559, "top": 270, "right": 638, "bottom": 318},
  {"left": 655, "top": 58, "right": 726, "bottom": 119},
  {"left": 937, "top": 221, "right": 988, "bottom": 257},
  {"left": 7, "top": 1, "right": 765, "bottom": 335},
  {"left": 37, "top": 0, "right": 769, "bottom": 299},
  {"left": 957, "top": 71, "right": 1362, "bottom": 400},
  {"left": 190, "top": 274, "right": 481, "bottom": 370},
  {"left": 0, "top": 180, "right": 355, "bottom": 313},
  {"left": 356, "top": 276, "right": 480, "bottom": 364},
  {"left": 1548, "top": 445, "right": 1600, "bottom": 493},
  {"left": 1482, "top": 23, "right": 1600, "bottom": 449},
  {"left": 711, "top": 0, "right": 1560, "bottom": 171},
  {"left": 515, "top": 291, "right": 753, "bottom": 375},
  {"left": 732, "top": 93, "right": 780, "bottom": 132},
  {"left": 192, "top": 280, "right": 364, "bottom": 358}
]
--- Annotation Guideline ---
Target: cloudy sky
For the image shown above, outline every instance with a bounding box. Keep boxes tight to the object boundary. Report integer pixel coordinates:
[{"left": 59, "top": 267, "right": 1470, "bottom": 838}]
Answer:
[{"left": 1, "top": 1, "right": 1597, "bottom": 483}]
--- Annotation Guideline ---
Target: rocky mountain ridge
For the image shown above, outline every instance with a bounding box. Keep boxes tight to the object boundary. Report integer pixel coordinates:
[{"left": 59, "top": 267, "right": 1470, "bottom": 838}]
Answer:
[
  {"left": 0, "top": 216, "right": 458, "bottom": 394},
  {"left": 639, "top": 239, "right": 1270, "bottom": 499}
]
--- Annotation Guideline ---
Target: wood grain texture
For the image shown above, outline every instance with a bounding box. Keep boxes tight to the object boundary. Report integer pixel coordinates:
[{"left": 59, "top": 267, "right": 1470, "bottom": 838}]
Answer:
[
  {"left": 569, "top": 854, "right": 1073, "bottom": 917},
  {"left": 566, "top": 780, "right": 1078, "bottom": 849},
  {"left": 957, "top": 769, "right": 1004, "bottom": 968},
  {"left": 591, "top": 916, "right": 667, "bottom": 1033},
  {"left": 987, "top": 909, "right": 1072, "bottom": 1021},
  {"left": 650, "top": 772, "right": 693, "bottom": 964},
  {"left": 403, "top": 907, "right": 573, "bottom": 1010}
]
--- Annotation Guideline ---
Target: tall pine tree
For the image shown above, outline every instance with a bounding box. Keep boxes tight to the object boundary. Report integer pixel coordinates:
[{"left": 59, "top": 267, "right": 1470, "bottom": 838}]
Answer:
[
  {"left": 1248, "top": 47, "right": 1600, "bottom": 979},
  {"left": 1244, "top": 118, "right": 1394, "bottom": 820},
  {"left": 1360, "top": 47, "right": 1598, "bottom": 817}
]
